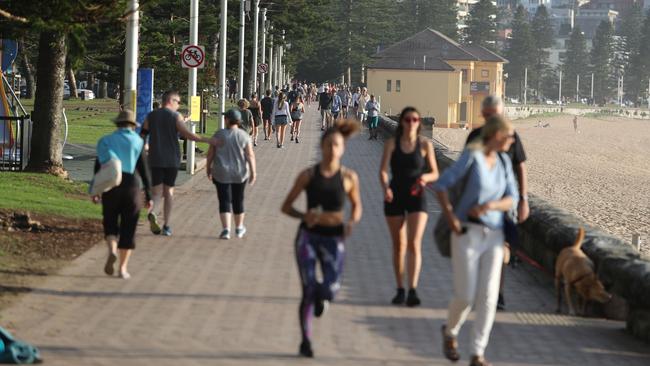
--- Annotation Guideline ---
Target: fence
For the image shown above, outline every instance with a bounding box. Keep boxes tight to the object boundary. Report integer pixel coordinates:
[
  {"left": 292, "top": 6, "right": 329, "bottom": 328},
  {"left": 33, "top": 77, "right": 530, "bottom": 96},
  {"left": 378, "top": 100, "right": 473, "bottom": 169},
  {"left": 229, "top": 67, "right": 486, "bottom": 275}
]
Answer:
[{"left": 0, "top": 115, "right": 32, "bottom": 171}]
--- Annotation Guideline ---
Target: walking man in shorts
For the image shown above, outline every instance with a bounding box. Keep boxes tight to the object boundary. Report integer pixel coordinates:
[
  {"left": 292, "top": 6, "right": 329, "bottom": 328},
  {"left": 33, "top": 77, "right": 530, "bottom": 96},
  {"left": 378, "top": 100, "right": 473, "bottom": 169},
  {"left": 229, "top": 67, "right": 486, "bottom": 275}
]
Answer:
[{"left": 141, "top": 90, "right": 213, "bottom": 236}]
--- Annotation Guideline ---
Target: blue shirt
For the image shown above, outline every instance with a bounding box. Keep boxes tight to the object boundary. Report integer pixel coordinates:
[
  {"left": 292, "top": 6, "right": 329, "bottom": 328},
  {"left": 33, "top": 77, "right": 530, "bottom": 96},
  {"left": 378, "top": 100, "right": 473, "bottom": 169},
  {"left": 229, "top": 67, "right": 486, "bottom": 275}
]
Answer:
[
  {"left": 331, "top": 95, "right": 342, "bottom": 112},
  {"left": 97, "top": 128, "right": 144, "bottom": 174},
  {"left": 433, "top": 149, "right": 518, "bottom": 230}
]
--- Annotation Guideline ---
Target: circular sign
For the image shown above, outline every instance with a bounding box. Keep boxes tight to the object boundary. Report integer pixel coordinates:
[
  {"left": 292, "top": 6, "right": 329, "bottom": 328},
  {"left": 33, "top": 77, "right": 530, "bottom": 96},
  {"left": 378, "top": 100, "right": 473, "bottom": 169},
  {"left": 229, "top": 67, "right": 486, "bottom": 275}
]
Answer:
[
  {"left": 257, "top": 63, "right": 269, "bottom": 74},
  {"left": 182, "top": 45, "right": 205, "bottom": 68}
]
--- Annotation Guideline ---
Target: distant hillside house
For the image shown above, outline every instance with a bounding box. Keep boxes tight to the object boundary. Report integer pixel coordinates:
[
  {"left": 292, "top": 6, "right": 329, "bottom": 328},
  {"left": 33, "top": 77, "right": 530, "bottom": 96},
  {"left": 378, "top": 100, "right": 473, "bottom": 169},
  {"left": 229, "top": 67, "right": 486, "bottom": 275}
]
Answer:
[{"left": 367, "top": 28, "right": 507, "bottom": 129}]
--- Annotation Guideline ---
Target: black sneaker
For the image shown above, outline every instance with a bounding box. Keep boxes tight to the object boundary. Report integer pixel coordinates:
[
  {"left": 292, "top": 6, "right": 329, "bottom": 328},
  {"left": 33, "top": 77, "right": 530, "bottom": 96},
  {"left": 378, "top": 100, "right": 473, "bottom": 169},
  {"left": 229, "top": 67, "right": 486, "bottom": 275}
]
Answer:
[
  {"left": 314, "top": 298, "right": 329, "bottom": 318},
  {"left": 497, "top": 293, "right": 506, "bottom": 311},
  {"left": 406, "top": 288, "right": 421, "bottom": 307},
  {"left": 299, "top": 340, "right": 313, "bottom": 358},
  {"left": 391, "top": 288, "right": 405, "bottom": 305}
]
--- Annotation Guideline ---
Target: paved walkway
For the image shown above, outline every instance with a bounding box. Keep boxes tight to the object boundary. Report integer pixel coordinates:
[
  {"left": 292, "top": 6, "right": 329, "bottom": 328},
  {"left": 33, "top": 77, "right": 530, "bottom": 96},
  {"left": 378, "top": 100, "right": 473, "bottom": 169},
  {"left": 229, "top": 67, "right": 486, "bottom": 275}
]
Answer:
[{"left": 2, "top": 106, "right": 650, "bottom": 365}]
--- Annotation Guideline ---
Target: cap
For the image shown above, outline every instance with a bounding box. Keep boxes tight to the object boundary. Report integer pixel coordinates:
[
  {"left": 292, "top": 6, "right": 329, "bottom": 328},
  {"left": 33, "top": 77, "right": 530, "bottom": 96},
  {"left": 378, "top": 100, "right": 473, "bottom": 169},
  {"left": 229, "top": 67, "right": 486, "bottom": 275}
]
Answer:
[
  {"left": 223, "top": 108, "right": 242, "bottom": 122},
  {"left": 112, "top": 110, "right": 137, "bottom": 126}
]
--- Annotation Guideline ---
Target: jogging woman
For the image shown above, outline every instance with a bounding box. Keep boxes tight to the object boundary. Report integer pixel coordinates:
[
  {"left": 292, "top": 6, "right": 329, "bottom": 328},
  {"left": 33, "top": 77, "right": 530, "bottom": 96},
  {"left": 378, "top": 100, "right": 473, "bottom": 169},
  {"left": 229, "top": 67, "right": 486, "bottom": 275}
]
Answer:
[
  {"left": 434, "top": 116, "right": 518, "bottom": 366},
  {"left": 281, "top": 119, "right": 362, "bottom": 358},
  {"left": 271, "top": 91, "right": 291, "bottom": 148},
  {"left": 248, "top": 93, "right": 263, "bottom": 146},
  {"left": 93, "top": 110, "right": 152, "bottom": 279},
  {"left": 290, "top": 95, "right": 305, "bottom": 143},
  {"left": 207, "top": 109, "right": 257, "bottom": 240},
  {"left": 379, "top": 106, "right": 439, "bottom": 306}
]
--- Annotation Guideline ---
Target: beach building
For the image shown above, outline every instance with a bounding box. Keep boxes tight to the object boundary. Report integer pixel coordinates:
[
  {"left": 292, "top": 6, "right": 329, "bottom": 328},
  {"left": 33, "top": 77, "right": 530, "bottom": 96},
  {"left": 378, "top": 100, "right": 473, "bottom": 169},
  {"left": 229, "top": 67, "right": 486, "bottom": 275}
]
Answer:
[{"left": 366, "top": 28, "right": 507, "bottom": 129}]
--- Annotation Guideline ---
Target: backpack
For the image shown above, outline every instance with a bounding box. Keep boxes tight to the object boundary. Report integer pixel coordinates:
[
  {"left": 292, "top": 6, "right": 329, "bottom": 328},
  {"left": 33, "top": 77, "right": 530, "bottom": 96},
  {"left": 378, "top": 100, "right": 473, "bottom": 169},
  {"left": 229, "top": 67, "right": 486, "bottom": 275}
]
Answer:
[{"left": 0, "top": 327, "right": 42, "bottom": 364}]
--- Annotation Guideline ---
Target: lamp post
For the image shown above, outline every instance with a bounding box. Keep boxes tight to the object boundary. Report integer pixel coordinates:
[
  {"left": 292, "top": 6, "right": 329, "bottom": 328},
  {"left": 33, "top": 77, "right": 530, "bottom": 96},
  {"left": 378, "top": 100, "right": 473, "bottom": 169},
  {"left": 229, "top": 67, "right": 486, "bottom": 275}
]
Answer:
[
  {"left": 250, "top": 0, "right": 260, "bottom": 97},
  {"left": 124, "top": 0, "right": 139, "bottom": 112},
  {"left": 238, "top": 0, "right": 246, "bottom": 99},
  {"left": 218, "top": 0, "right": 228, "bottom": 129},
  {"left": 187, "top": 0, "right": 199, "bottom": 174},
  {"left": 260, "top": 9, "right": 267, "bottom": 96}
]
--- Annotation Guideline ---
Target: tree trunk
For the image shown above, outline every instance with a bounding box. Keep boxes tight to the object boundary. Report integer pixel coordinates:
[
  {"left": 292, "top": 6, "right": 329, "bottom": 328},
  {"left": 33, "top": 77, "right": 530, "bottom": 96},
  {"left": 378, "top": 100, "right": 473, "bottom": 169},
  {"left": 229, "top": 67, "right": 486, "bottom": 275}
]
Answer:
[
  {"left": 26, "top": 31, "right": 67, "bottom": 176},
  {"left": 67, "top": 66, "right": 78, "bottom": 99},
  {"left": 18, "top": 38, "right": 36, "bottom": 99},
  {"left": 98, "top": 80, "right": 108, "bottom": 98},
  {"left": 86, "top": 73, "right": 96, "bottom": 94}
]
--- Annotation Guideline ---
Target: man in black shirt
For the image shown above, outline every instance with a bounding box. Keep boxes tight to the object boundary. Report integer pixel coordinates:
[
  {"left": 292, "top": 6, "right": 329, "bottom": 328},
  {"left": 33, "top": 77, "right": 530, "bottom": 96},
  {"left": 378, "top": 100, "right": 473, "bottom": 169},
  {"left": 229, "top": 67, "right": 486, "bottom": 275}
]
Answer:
[
  {"left": 465, "top": 95, "right": 530, "bottom": 311},
  {"left": 318, "top": 86, "right": 333, "bottom": 131},
  {"left": 260, "top": 89, "right": 275, "bottom": 140}
]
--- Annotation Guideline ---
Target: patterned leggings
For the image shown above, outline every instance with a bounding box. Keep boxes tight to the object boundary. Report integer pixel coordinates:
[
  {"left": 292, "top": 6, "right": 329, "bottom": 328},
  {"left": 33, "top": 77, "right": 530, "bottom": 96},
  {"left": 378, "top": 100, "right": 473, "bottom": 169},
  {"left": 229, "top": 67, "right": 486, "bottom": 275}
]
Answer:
[{"left": 295, "top": 228, "right": 345, "bottom": 343}]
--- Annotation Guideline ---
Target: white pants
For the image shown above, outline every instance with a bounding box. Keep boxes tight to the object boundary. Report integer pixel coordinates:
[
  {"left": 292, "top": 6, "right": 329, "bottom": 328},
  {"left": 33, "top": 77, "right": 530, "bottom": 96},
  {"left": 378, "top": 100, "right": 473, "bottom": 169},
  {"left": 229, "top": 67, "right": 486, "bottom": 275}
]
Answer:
[{"left": 447, "top": 222, "right": 504, "bottom": 357}]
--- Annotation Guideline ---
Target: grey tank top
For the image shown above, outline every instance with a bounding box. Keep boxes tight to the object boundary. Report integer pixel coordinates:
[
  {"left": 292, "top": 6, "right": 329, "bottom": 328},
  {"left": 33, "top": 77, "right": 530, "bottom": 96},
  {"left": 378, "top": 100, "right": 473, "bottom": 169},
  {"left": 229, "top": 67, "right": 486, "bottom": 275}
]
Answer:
[{"left": 147, "top": 108, "right": 181, "bottom": 168}]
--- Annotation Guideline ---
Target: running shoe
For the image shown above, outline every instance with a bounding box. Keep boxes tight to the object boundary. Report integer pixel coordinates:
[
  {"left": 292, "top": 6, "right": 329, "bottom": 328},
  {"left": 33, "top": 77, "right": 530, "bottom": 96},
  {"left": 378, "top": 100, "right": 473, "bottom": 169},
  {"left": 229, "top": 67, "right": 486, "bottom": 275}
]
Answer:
[
  {"left": 295, "top": 137, "right": 299, "bottom": 144},
  {"left": 235, "top": 226, "right": 247, "bottom": 238},
  {"left": 406, "top": 288, "right": 421, "bottom": 307},
  {"left": 219, "top": 229, "right": 231, "bottom": 240},
  {"left": 162, "top": 225, "right": 172, "bottom": 236},
  {"left": 314, "top": 299, "right": 329, "bottom": 317},
  {"left": 391, "top": 288, "right": 405, "bottom": 305},
  {"left": 148, "top": 213, "right": 161, "bottom": 235},
  {"left": 104, "top": 252, "right": 117, "bottom": 276},
  {"left": 299, "top": 340, "right": 314, "bottom": 358},
  {"left": 497, "top": 293, "right": 506, "bottom": 311},
  {"left": 119, "top": 270, "right": 131, "bottom": 280}
]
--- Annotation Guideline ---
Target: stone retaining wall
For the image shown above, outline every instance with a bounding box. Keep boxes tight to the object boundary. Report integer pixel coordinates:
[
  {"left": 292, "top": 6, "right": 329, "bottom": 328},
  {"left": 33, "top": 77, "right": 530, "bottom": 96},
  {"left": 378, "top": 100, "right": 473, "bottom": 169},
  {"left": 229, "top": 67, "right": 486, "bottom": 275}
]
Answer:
[{"left": 378, "top": 115, "right": 650, "bottom": 343}]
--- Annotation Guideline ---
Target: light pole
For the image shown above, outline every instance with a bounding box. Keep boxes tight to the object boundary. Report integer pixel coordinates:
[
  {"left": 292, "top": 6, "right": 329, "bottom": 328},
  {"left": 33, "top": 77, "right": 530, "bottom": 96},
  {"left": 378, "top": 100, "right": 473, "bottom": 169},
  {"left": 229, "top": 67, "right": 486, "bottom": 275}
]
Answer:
[
  {"left": 238, "top": 0, "right": 246, "bottom": 99},
  {"left": 576, "top": 74, "right": 580, "bottom": 103},
  {"left": 559, "top": 70, "right": 562, "bottom": 105},
  {"left": 218, "top": 0, "right": 228, "bottom": 129},
  {"left": 590, "top": 73, "right": 594, "bottom": 104},
  {"left": 250, "top": 0, "right": 260, "bottom": 97},
  {"left": 124, "top": 0, "right": 139, "bottom": 112},
  {"left": 523, "top": 67, "right": 528, "bottom": 105},
  {"left": 260, "top": 9, "right": 267, "bottom": 96},
  {"left": 187, "top": 0, "right": 199, "bottom": 174},
  {"left": 268, "top": 32, "right": 274, "bottom": 92}
]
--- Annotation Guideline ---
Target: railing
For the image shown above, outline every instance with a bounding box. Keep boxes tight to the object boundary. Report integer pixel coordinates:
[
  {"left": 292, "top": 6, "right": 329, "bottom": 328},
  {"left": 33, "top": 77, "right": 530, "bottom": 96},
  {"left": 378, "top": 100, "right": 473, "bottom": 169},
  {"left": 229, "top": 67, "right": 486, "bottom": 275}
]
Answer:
[{"left": 0, "top": 115, "right": 32, "bottom": 171}]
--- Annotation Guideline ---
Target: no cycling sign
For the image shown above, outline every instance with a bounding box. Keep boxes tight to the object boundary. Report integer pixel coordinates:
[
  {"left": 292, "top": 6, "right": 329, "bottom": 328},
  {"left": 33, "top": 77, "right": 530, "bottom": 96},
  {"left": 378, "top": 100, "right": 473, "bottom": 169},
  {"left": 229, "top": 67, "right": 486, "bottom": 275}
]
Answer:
[{"left": 181, "top": 45, "right": 205, "bottom": 69}]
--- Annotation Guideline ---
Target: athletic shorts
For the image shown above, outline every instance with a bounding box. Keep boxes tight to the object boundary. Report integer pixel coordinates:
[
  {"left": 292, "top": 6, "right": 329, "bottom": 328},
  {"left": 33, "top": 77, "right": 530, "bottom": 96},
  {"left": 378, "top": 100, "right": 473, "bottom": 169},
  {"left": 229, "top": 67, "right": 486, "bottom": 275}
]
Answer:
[
  {"left": 384, "top": 188, "right": 427, "bottom": 216},
  {"left": 151, "top": 167, "right": 179, "bottom": 187},
  {"left": 274, "top": 115, "right": 289, "bottom": 126}
]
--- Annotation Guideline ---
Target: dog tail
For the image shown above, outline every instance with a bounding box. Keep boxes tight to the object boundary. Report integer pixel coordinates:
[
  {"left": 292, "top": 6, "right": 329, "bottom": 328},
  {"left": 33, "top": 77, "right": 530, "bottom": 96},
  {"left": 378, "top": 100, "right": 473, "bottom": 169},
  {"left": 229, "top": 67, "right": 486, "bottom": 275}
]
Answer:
[{"left": 572, "top": 227, "right": 585, "bottom": 248}]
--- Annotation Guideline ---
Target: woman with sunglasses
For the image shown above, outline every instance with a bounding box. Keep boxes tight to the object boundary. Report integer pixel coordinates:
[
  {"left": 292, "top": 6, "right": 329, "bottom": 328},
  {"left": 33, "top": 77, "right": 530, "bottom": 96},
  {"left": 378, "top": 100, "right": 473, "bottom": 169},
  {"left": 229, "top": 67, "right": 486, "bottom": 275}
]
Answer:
[
  {"left": 433, "top": 116, "right": 518, "bottom": 366},
  {"left": 282, "top": 119, "right": 362, "bottom": 358},
  {"left": 379, "top": 106, "right": 439, "bottom": 307}
]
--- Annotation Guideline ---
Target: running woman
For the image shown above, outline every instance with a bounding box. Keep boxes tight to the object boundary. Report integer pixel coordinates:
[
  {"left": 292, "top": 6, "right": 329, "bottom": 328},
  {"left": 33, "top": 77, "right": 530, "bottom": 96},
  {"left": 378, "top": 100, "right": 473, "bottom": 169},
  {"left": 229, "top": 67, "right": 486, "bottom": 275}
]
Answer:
[
  {"left": 260, "top": 90, "right": 274, "bottom": 141},
  {"left": 290, "top": 95, "right": 305, "bottom": 143},
  {"left": 248, "top": 93, "right": 263, "bottom": 146},
  {"left": 281, "top": 119, "right": 362, "bottom": 358},
  {"left": 379, "top": 106, "right": 439, "bottom": 306},
  {"left": 93, "top": 110, "right": 152, "bottom": 279},
  {"left": 271, "top": 91, "right": 291, "bottom": 148}
]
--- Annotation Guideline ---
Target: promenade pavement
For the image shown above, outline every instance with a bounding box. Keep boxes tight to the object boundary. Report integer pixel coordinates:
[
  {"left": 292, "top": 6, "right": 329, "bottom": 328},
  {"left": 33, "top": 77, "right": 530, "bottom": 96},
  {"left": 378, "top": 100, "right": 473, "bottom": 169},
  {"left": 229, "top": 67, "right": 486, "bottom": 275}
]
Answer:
[{"left": 2, "top": 106, "right": 650, "bottom": 365}]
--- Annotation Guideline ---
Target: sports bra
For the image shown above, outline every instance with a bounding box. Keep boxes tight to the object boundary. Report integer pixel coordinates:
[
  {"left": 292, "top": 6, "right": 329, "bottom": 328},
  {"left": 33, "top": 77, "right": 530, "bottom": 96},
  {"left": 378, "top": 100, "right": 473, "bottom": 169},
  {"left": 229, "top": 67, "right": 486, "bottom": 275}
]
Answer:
[
  {"left": 390, "top": 137, "right": 425, "bottom": 189},
  {"left": 306, "top": 164, "right": 345, "bottom": 212}
]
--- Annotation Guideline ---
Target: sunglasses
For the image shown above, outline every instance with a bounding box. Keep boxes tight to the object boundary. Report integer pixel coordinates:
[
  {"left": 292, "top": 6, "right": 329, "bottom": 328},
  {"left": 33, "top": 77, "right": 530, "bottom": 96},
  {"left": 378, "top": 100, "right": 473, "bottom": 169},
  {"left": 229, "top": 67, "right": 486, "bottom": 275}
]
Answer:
[
  {"left": 172, "top": 98, "right": 181, "bottom": 103},
  {"left": 403, "top": 117, "right": 420, "bottom": 124}
]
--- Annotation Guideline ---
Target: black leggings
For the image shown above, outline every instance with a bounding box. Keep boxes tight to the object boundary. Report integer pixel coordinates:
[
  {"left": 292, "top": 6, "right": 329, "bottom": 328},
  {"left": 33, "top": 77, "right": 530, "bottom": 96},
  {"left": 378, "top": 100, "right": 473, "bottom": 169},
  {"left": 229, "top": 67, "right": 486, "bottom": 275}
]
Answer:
[
  {"left": 102, "top": 174, "right": 143, "bottom": 250},
  {"left": 213, "top": 180, "right": 246, "bottom": 214}
]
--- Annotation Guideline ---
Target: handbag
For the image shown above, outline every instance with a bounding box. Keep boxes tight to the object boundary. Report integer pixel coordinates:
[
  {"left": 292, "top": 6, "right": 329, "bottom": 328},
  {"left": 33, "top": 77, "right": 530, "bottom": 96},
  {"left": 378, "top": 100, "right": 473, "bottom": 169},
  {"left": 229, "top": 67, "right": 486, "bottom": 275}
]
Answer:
[
  {"left": 0, "top": 327, "right": 42, "bottom": 364},
  {"left": 433, "top": 158, "right": 474, "bottom": 257},
  {"left": 89, "top": 157, "right": 122, "bottom": 195}
]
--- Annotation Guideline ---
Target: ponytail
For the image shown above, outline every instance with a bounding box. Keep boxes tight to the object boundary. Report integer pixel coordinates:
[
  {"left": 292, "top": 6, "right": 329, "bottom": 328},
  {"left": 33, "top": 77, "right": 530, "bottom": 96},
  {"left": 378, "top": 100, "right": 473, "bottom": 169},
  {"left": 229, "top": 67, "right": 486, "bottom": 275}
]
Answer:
[{"left": 321, "top": 118, "right": 360, "bottom": 144}]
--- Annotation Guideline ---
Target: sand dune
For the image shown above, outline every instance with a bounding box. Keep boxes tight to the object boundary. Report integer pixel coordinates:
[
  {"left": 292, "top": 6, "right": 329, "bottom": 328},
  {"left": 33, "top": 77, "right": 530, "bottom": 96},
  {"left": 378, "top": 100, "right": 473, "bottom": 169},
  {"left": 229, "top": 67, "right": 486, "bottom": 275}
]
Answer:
[{"left": 431, "top": 115, "right": 650, "bottom": 257}]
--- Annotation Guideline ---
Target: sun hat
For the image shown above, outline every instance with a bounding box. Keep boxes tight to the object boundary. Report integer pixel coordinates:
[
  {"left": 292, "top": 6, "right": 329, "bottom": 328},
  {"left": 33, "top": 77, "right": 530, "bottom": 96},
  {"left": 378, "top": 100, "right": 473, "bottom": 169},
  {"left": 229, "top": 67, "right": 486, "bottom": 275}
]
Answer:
[{"left": 112, "top": 110, "right": 137, "bottom": 126}]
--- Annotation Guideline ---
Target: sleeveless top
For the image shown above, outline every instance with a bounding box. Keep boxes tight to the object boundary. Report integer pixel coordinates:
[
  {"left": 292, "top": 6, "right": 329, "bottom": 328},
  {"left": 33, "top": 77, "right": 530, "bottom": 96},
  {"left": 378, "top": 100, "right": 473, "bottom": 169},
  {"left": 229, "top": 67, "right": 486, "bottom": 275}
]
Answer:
[
  {"left": 303, "top": 164, "right": 346, "bottom": 236},
  {"left": 389, "top": 137, "right": 426, "bottom": 192}
]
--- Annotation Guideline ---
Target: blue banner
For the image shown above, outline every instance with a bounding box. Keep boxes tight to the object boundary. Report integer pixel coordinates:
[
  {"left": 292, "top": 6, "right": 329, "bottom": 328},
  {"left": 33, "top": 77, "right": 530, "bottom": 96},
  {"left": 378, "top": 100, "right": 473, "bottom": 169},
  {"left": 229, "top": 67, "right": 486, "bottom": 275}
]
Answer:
[
  {"left": 136, "top": 68, "right": 154, "bottom": 132},
  {"left": 1, "top": 39, "right": 18, "bottom": 72}
]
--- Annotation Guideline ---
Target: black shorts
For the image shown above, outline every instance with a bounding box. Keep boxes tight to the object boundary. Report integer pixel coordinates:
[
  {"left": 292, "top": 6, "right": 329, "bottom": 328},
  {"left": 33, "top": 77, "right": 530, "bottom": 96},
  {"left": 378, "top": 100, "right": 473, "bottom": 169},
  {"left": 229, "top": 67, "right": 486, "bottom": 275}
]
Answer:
[
  {"left": 384, "top": 189, "right": 427, "bottom": 216},
  {"left": 151, "top": 167, "right": 178, "bottom": 187}
]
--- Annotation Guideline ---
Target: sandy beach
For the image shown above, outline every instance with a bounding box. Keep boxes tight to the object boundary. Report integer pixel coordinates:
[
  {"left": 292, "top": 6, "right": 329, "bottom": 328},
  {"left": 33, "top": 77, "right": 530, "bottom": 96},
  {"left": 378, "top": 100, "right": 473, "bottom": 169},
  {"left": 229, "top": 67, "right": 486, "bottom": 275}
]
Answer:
[{"left": 431, "top": 115, "right": 650, "bottom": 257}]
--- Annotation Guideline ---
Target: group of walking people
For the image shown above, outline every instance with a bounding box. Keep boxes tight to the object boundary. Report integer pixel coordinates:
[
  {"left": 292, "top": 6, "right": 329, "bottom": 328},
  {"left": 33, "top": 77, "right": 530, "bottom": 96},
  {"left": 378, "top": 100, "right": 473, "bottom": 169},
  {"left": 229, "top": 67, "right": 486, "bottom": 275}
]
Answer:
[{"left": 93, "top": 85, "right": 528, "bottom": 365}]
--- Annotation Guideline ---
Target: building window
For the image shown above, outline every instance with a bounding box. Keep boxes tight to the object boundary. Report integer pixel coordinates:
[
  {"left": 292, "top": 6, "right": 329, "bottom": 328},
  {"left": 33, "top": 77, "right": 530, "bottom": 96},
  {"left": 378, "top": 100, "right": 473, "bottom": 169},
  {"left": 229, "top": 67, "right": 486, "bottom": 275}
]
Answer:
[
  {"left": 461, "top": 69, "right": 468, "bottom": 83},
  {"left": 396, "top": 80, "right": 401, "bottom": 92},
  {"left": 387, "top": 80, "right": 392, "bottom": 92},
  {"left": 481, "top": 70, "right": 489, "bottom": 78}
]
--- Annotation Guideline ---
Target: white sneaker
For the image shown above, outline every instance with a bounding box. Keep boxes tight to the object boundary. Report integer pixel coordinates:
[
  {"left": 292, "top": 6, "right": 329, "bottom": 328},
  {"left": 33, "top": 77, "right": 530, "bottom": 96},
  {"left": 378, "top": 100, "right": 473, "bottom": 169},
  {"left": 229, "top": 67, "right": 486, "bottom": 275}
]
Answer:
[
  {"left": 219, "top": 229, "right": 231, "bottom": 240},
  {"left": 235, "top": 226, "right": 247, "bottom": 238}
]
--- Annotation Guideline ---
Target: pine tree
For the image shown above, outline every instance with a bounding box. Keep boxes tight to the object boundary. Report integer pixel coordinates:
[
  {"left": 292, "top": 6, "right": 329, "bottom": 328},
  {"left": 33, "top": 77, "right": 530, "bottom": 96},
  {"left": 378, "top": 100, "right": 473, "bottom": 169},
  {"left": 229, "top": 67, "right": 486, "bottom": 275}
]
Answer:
[
  {"left": 561, "top": 26, "right": 589, "bottom": 101},
  {"left": 590, "top": 21, "right": 615, "bottom": 104},
  {"left": 531, "top": 5, "right": 553, "bottom": 99},
  {"left": 619, "top": 3, "right": 644, "bottom": 100},
  {"left": 505, "top": 5, "right": 535, "bottom": 99},
  {"left": 464, "top": 0, "right": 498, "bottom": 50},
  {"left": 634, "top": 10, "right": 650, "bottom": 106},
  {"left": 416, "top": 0, "right": 459, "bottom": 40}
]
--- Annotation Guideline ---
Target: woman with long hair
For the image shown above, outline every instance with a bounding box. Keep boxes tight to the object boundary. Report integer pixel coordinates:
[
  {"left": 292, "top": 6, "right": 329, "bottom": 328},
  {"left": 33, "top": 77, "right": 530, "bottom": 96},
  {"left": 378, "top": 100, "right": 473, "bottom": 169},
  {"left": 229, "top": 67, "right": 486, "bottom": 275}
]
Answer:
[
  {"left": 281, "top": 119, "right": 362, "bottom": 358},
  {"left": 434, "top": 115, "right": 518, "bottom": 366},
  {"left": 248, "top": 93, "right": 263, "bottom": 146},
  {"left": 290, "top": 95, "right": 305, "bottom": 143},
  {"left": 379, "top": 106, "right": 439, "bottom": 306},
  {"left": 271, "top": 91, "right": 291, "bottom": 148},
  {"left": 260, "top": 90, "right": 274, "bottom": 141}
]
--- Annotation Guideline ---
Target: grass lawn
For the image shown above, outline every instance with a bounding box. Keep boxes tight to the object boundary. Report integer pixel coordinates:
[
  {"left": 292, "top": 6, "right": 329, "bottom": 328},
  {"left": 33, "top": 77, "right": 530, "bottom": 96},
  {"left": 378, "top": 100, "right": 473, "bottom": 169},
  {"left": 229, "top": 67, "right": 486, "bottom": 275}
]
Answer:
[{"left": 0, "top": 172, "right": 100, "bottom": 219}]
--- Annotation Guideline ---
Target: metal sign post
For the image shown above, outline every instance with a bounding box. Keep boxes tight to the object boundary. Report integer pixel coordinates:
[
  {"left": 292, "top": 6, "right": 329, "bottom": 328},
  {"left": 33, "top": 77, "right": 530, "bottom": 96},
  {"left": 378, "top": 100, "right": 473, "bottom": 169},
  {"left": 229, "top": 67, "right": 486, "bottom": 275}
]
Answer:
[{"left": 187, "top": 0, "right": 199, "bottom": 175}]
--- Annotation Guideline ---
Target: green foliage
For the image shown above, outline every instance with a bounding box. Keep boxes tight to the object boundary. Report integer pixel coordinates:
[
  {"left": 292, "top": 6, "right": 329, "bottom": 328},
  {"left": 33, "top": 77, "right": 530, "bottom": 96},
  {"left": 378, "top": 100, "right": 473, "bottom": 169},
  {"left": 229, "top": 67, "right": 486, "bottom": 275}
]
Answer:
[
  {"left": 590, "top": 21, "right": 615, "bottom": 104},
  {"left": 530, "top": 5, "right": 553, "bottom": 99},
  {"left": 619, "top": 3, "right": 644, "bottom": 100},
  {"left": 561, "top": 26, "right": 589, "bottom": 99},
  {"left": 505, "top": 5, "right": 535, "bottom": 98},
  {"left": 464, "top": 0, "right": 498, "bottom": 50}
]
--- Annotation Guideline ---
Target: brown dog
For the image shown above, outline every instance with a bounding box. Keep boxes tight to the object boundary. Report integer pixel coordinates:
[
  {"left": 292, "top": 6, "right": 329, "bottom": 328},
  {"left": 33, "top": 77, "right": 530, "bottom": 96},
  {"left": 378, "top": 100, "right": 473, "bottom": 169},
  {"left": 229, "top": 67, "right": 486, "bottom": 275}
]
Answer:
[{"left": 555, "top": 228, "right": 612, "bottom": 315}]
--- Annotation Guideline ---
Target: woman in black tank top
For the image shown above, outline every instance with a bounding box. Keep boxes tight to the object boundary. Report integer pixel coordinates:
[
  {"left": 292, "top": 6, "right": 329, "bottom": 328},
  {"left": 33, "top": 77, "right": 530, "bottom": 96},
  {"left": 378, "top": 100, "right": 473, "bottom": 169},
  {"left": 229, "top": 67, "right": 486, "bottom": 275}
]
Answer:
[
  {"left": 281, "top": 120, "right": 362, "bottom": 358},
  {"left": 379, "top": 107, "right": 439, "bottom": 307}
]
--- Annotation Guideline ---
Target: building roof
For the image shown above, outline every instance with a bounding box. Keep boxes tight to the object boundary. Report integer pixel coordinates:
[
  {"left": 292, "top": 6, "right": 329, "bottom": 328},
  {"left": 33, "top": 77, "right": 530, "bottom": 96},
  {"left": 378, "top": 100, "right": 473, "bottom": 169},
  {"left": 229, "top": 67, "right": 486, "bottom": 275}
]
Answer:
[{"left": 368, "top": 28, "right": 507, "bottom": 71}]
